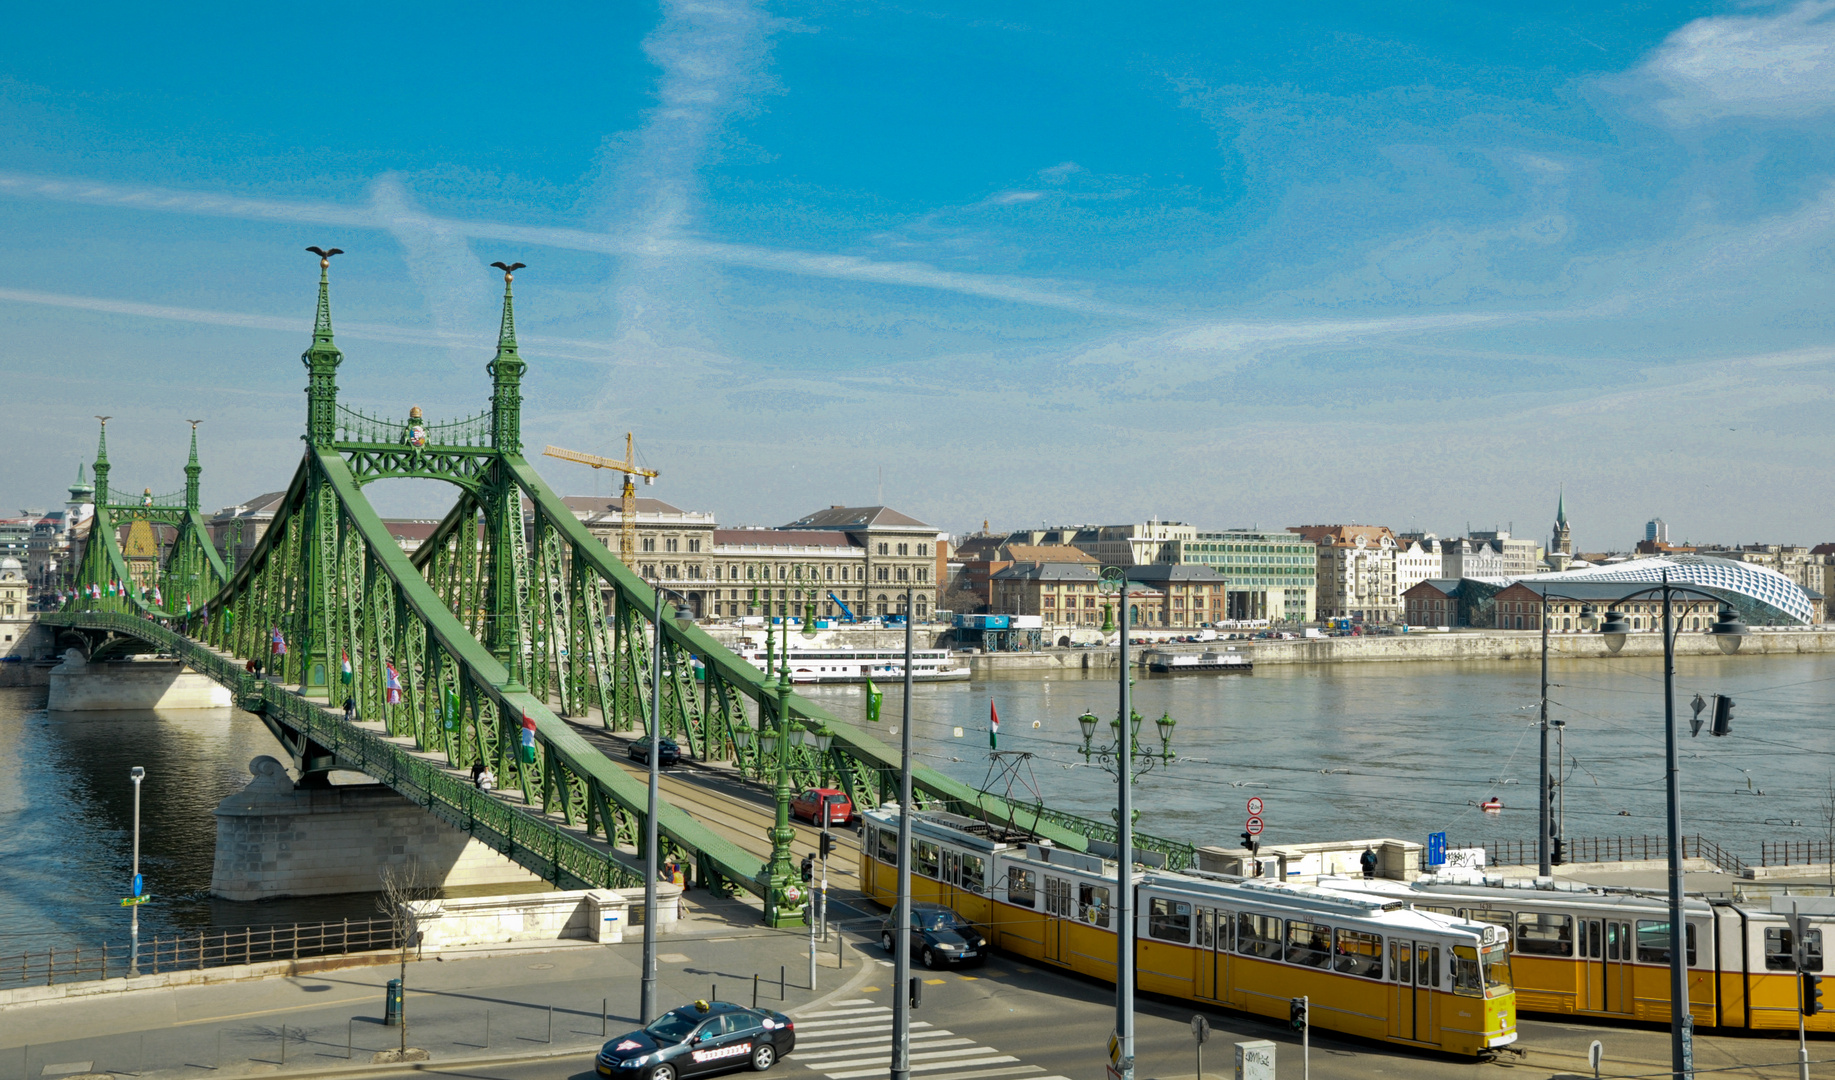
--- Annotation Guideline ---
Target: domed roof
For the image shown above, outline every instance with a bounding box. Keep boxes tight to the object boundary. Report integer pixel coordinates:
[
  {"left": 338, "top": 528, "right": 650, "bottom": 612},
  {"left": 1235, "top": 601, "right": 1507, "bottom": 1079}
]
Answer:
[{"left": 0, "top": 556, "right": 23, "bottom": 578}]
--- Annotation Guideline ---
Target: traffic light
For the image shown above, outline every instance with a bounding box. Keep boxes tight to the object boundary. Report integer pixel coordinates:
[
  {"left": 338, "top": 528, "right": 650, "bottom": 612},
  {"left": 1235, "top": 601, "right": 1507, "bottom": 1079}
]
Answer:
[
  {"left": 799, "top": 854, "right": 814, "bottom": 882},
  {"left": 1804, "top": 972, "right": 1824, "bottom": 1017},
  {"left": 819, "top": 832, "right": 836, "bottom": 859},
  {"left": 1241, "top": 832, "right": 1258, "bottom": 855},
  {"left": 1289, "top": 997, "right": 1307, "bottom": 1032},
  {"left": 1711, "top": 694, "right": 1736, "bottom": 737},
  {"left": 909, "top": 976, "right": 922, "bottom": 1010}
]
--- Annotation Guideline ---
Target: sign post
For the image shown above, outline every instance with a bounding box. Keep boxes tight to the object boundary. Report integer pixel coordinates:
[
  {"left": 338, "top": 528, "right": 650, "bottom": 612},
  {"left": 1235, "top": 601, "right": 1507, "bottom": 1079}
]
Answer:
[
  {"left": 1191, "top": 1015, "right": 1209, "bottom": 1080},
  {"left": 1427, "top": 831, "right": 1447, "bottom": 869},
  {"left": 1588, "top": 1040, "right": 1603, "bottom": 1080}
]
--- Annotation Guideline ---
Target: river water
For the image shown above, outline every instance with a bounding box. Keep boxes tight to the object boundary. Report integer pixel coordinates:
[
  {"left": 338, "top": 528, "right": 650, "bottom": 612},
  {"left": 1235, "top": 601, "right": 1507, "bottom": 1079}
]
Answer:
[{"left": 3, "top": 653, "right": 1832, "bottom": 957}]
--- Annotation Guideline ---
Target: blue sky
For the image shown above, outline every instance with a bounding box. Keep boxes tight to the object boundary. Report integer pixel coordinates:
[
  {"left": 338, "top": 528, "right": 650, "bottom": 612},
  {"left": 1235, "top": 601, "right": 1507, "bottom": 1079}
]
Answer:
[{"left": 3, "top": 2, "right": 1833, "bottom": 548}]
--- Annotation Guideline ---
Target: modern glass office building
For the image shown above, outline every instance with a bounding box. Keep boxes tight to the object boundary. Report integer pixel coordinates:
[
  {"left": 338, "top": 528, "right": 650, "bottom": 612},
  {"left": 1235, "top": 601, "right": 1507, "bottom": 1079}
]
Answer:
[{"left": 1161, "top": 530, "right": 1317, "bottom": 622}]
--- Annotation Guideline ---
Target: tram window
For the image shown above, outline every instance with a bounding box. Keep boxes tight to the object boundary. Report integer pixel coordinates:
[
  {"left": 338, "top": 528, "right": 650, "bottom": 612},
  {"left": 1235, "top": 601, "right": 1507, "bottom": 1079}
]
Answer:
[
  {"left": 1635, "top": 920, "right": 1697, "bottom": 966},
  {"left": 876, "top": 829, "right": 898, "bottom": 863},
  {"left": 1452, "top": 946, "right": 1483, "bottom": 996},
  {"left": 1148, "top": 898, "right": 1192, "bottom": 943},
  {"left": 1333, "top": 928, "right": 1383, "bottom": 978},
  {"left": 1467, "top": 909, "right": 1513, "bottom": 935},
  {"left": 1197, "top": 909, "right": 1214, "bottom": 949},
  {"left": 1515, "top": 913, "right": 1574, "bottom": 957},
  {"left": 1045, "top": 877, "right": 1073, "bottom": 917},
  {"left": 1238, "top": 913, "right": 1282, "bottom": 959},
  {"left": 1388, "top": 940, "right": 1407, "bottom": 982},
  {"left": 1008, "top": 868, "right": 1036, "bottom": 908},
  {"left": 1584, "top": 921, "right": 1602, "bottom": 959},
  {"left": 1080, "top": 884, "right": 1112, "bottom": 928},
  {"left": 1284, "top": 920, "right": 1332, "bottom": 969},
  {"left": 916, "top": 840, "right": 940, "bottom": 879},
  {"left": 942, "top": 851, "right": 961, "bottom": 886},
  {"left": 1421, "top": 905, "right": 1458, "bottom": 917},
  {"left": 1766, "top": 926, "right": 1825, "bottom": 971},
  {"left": 1422, "top": 945, "right": 1441, "bottom": 988},
  {"left": 962, "top": 854, "right": 985, "bottom": 894},
  {"left": 1483, "top": 947, "right": 1513, "bottom": 993}
]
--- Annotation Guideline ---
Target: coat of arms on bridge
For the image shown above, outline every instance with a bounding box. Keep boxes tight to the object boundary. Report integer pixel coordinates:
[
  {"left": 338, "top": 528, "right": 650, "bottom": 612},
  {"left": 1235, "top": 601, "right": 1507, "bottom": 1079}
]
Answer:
[{"left": 404, "top": 406, "right": 428, "bottom": 449}]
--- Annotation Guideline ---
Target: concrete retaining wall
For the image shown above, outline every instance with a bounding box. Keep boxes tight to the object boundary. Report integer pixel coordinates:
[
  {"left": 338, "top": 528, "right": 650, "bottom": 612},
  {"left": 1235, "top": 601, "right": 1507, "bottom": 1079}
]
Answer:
[
  {"left": 212, "top": 756, "right": 544, "bottom": 901},
  {"left": 46, "top": 650, "right": 231, "bottom": 709}
]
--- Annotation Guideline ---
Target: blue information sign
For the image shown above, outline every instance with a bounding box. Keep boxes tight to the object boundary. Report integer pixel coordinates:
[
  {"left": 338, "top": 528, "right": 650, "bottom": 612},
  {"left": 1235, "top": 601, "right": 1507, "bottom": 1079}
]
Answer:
[
  {"left": 132, "top": 873, "right": 144, "bottom": 898},
  {"left": 1427, "top": 832, "right": 1447, "bottom": 868}
]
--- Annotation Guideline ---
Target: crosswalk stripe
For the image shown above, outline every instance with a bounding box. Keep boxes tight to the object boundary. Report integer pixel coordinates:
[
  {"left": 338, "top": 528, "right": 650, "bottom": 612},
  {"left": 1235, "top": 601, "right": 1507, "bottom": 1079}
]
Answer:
[
  {"left": 794, "top": 1029, "right": 952, "bottom": 1051},
  {"left": 799, "top": 1007, "right": 892, "bottom": 1018},
  {"left": 825, "top": 1056, "right": 1019, "bottom": 1080},
  {"left": 913, "top": 1069, "right": 1045, "bottom": 1080},
  {"left": 796, "top": 1039, "right": 973, "bottom": 1062},
  {"left": 795, "top": 1017, "right": 895, "bottom": 1030},
  {"left": 796, "top": 1021, "right": 933, "bottom": 1043},
  {"left": 796, "top": 1036, "right": 968, "bottom": 1059}
]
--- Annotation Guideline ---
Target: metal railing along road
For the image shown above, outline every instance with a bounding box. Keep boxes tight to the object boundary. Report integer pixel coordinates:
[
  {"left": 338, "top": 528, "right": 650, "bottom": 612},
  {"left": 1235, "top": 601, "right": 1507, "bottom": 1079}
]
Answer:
[
  {"left": 1762, "top": 840, "right": 1835, "bottom": 867},
  {"left": 0, "top": 917, "right": 399, "bottom": 988},
  {"left": 1451, "top": 834, "right": 1749, "bottom": 875}
]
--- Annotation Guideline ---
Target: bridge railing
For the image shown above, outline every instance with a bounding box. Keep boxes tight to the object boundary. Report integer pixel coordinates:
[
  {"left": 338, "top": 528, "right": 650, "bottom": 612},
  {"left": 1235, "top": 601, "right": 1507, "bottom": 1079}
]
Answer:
[{"left": 1450, "top": 834, "right": 1748, "bottom": 875}]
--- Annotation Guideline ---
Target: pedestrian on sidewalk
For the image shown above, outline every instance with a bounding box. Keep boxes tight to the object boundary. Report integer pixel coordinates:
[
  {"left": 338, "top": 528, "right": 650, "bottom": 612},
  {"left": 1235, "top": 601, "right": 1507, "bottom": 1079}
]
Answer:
[
  {"left": 471, "top": 760, "right": 486, "bottom": 788},
  {"left": 343, "top": 696, "right": 356, "bottom": 722},
  {"left": 1361, "top": 846, "right": 1379, "bottom": 880}
]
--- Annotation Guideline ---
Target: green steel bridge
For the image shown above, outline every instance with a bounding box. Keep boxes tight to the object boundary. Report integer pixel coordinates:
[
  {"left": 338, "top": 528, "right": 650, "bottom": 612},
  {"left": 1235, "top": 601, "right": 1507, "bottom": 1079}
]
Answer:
[{"left": 43, "top": 254, "right": 1194, "bottom": 926}]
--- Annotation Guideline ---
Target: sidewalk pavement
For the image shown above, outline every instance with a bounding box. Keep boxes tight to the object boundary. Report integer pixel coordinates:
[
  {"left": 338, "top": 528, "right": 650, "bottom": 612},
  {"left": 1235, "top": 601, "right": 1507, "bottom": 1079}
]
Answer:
[{"left": 2, "top": 908, "right": 874, "bottom": 1080}]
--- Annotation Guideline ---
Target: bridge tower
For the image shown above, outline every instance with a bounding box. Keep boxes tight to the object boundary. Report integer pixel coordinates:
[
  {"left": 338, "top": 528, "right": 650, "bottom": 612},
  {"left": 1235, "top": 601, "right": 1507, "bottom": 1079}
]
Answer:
[{"left": 485, "top": 265, "right": 527, "bottom": 685}]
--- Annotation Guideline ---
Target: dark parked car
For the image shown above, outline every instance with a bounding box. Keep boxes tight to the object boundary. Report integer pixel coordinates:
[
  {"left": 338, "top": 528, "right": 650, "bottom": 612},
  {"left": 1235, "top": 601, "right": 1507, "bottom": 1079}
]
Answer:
[
  {"left": 880, "top": 903, "right": 988, "bottom": 968},
  {"left": 597, "top": 1000, "right": 794, "bottom": 1080},
  {"left": 628, "top": 737, "right": 682, "bottom": 768}
]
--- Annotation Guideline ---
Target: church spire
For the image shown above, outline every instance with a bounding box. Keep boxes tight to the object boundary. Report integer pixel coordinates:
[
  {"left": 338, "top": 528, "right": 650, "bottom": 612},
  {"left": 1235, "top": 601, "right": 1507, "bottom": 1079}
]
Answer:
[
  {"left": 301, "top": 247, "right": 345, "bottom": 446},
  {"left": 1555, "top": 486, "right": 1567, "bottom": 527},
  {"left": 487, "top": 261, "right": 527, "bottom": 454}
]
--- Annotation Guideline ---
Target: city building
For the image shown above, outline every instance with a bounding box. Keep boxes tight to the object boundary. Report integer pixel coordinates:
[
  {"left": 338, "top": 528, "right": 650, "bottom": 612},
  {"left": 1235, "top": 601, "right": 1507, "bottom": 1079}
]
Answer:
[
  {"left": 1065, "top": 519, "right": 1196, "bottom": 566},
  {"left": 1292, "top": 524, "right": 1399, "bottom": 623},
  {"left": 955, "top": 541, "right": 1095, "bottom": 611},
  {"left": 562, "top": 495, "right": 719, "bottom": 571},
  {"left": 988, "top": 561, "right": 1105, "bottom": 625},
  {"left": 1646, "top": 518, "right": 1669, "bottom": 545},
  {"left": 211, "top": 491, "right": 288, "bottom": 568},
  {"left": 1394, "top": 535, "right": 1444, "bottom": 599},
  {"left": 1157, "top": 530, "right": 1316, "bottom": 622},
  {"left": 1465, "top": 530, "right": 1542, "bottom": 577},
  {"left": 705, "top": 526, "right": 865, "bottom": 621},
  {"left": 1125, "top": 564, "right": 1231, "bottom": 627},
  {"left": 1523, "top": 554, "right": 1816, "bottom": 625},
  {"left": 1440, "top": 537, "right": 1509, "bottom": 580},
  {"left": 1402, "top": 579, "right": 1464, "bottom": 627},
  {"left": 777, "top": 506, "right": 942, "bottom": 620},
  {"left": 0, "top": 557, "right": 26, "bottom": 617}
]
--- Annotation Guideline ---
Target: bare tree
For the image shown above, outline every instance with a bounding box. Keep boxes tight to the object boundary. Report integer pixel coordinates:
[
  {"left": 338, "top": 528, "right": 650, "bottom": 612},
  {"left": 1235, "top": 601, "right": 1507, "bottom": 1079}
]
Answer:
[
  {"left": 377, "top": 862, "right": 440, "bottom": 1055},
  {"left": 1823, "top": 775, "right": 1835, "bottom": 896}
]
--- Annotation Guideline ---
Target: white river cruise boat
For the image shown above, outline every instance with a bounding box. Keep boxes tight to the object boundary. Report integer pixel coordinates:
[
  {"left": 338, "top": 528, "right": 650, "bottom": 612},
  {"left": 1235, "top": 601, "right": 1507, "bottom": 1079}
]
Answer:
[
  {"left": 737, "top": 645, "right": 971, "bottom": 684},
  {"left": 1144, "top": 648, "right": 1252, "bottom": 674}
]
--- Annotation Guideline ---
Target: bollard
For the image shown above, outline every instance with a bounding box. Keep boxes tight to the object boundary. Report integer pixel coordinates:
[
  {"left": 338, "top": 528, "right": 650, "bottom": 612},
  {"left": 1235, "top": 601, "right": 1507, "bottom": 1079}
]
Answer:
[
  {"left": 712, "top": 984, "right": 717, "bottom": 1003},
  {"left": 548, "top": 1005, "right": 554, "bottom": 1044},
  {"left": 384, "top": 979, "right": 403, "bottom": 1027},
  {"left": 752, "top": 973, "right": 759, "bottom": 1009},
  {"left": 780, "top": 965, "right": 785, "bottom": 1001},
  {"left": 808, "top": 915, "right": 818, "bottom": 991},
  {"left": 603, "top": 998, "right": 608, "bottom": 1038},
  {"left": 279, "top": 1026, "right": 286, "bottom": 1066},
  {"left": 139, "top": 1033, "right": 146, "bottom": 1077},
  {"left": 485, "top": 1010, "right": 491, "bottom": 1049},
  {"left": 22, "top": 1044, "right": 28, "bottom": 1080},
  {"left": 348, "top": 1019, "right": 354, "bottom": 1060},
  {"left": 215, "top": 1030, "right": 222, "bottom": 1071},
  {"left": 837, "top": 921, "right": 845, "bottom": 968}
]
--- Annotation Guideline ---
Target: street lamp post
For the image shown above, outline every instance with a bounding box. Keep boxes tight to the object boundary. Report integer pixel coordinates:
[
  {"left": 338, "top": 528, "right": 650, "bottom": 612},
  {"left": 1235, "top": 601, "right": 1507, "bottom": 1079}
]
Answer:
[
  {"left": 1079, "top": 568, "right": 1179, "bottom": 1080},
  {"left": 758, "top": 635, "right": 805, "bottom": 928},
  {"left": 1591, "top": 572, "right": 1746, "bottom": 1080},
  {"left": 642, "top": 584, "right": 696, "bottom": 1024},
  {"left": 1534, "top": 597, "right": 1597, "bottom": 876},
  {"left": 128, "top": 765, "right": 145, "bottom": 977},
  {"left": 891, "top": 585, "right": 916, "bottom": 1080}
]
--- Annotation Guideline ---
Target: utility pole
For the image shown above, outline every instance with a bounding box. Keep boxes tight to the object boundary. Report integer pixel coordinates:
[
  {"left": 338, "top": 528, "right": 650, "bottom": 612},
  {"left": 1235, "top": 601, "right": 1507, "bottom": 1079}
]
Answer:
[
  {"left": 891, "top": 585, "right": 915, "bottom": 1080},
  {"left": 128, "top": 766, "right": 145, "bottom": 977},
  {"left": 1115, "top": 587, "right": 1135, "bottom": 1080},
  {"left": 1538, "top": 595, "right": 1551, "bottom": 876}
]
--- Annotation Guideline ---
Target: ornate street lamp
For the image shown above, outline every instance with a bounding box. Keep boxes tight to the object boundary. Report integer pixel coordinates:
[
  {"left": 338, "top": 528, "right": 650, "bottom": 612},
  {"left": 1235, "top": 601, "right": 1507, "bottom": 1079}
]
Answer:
[
  {"left": 641, "top": 584, "right": 696, "bottom": 1023},
  {"left": 759, "top": 648, "right": 806, "bottom": 927}
]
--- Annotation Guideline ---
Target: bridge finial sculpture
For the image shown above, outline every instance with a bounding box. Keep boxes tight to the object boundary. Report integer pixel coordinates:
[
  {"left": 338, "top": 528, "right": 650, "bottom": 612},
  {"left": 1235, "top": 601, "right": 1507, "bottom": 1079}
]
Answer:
[
  {"left": 93, "top": 416, "right": 112, "bottom": 509},
  {"left": 302, "top": 248, "right": 345, "bottom": 447},
  {"left": 185, "top": 420, "right": 203, "bottom": 514},
  {"left": 487, "top": 261, "right": 527, "bottom": 454}
]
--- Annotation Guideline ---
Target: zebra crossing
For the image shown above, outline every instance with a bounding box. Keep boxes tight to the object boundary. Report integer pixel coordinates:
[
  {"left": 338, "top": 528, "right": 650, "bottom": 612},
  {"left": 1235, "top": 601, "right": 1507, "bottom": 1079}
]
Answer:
[{"left": 786, "top": 1001, "right": 1071, "bottom": 1080}]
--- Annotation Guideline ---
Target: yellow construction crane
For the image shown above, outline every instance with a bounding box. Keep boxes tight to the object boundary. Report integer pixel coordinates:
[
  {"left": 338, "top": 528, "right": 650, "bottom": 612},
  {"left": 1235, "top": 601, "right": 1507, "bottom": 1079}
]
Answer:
[{"left": 543, "top": 433, "right": 659, "bottom": 566}]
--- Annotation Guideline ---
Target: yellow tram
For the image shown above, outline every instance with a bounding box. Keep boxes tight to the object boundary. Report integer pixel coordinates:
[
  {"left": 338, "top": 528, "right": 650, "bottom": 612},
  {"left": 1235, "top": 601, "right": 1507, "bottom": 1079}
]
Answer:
[
  {"left": 1324, "top": 875, "right": 1831, "bottom": 1033},
  {"left": 859, "top": 808, "right": 1517, "bottom": 1057}
]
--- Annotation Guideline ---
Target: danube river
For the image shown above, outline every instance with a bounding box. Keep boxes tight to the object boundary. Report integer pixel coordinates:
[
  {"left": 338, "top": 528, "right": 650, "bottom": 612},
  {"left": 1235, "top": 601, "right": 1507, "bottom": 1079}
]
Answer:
[{"left": 2, "top": 652, "right": 1831, "bottom": 957}]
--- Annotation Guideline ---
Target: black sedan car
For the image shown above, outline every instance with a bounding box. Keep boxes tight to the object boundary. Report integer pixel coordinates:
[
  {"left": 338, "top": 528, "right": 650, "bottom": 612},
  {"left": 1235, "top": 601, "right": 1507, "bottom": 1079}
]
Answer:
[
  {"left": 597, "top": 1000, "right": 794, "bottom": 1080},
  {"left": 880, "top": 903, "right": 988, "bottom": 968},
  {"left": 628, "top": 737, "right": 682, "bottom": 768}
]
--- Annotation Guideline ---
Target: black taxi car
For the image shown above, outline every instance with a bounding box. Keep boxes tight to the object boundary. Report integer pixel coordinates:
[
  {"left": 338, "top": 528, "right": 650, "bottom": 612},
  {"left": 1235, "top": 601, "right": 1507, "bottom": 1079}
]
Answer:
[{"left": 597, "top": 1000, "right": 794, "bottom": 1080}]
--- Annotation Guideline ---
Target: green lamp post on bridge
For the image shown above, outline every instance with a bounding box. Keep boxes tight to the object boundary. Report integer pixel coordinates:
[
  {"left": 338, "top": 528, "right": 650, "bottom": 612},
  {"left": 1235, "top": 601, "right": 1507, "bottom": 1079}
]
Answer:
[{"left": 755, "top": 654, "right": 809, "bottom": 927}]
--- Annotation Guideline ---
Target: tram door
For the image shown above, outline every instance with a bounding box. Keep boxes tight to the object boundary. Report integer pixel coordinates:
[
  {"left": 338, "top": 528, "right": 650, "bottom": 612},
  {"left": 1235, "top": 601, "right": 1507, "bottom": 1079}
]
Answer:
[
  {"left": 1590, "top": 919, "right": 1634, "bottom": 1014},
  {"left": 1043, "top": 877, "right": 1068, "bottom": 964},
  {"left": 1388, "top": 940, "right": 1435, "bottom": 1042}
]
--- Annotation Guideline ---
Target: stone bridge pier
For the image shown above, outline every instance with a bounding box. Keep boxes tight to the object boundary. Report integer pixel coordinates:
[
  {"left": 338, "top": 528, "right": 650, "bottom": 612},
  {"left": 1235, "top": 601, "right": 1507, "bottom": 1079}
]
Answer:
[{"left": 211, "top": 756, "right": 545, "bottom": 901}]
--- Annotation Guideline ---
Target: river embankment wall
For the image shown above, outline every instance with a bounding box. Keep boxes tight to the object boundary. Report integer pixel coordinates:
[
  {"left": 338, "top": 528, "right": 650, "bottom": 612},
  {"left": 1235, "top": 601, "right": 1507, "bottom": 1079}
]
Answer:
[{"left": 962, "top": 628, "right": 1835, "bottom": 675}]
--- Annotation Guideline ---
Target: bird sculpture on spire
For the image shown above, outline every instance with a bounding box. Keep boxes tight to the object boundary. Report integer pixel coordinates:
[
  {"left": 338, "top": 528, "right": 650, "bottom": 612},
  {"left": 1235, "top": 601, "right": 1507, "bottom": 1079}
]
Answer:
[
  {"left": 491, "top": 261, "right": 526, "bottom": 281},
  {"left": 306, "top": 246, "right": 344, "bottom": 268}
]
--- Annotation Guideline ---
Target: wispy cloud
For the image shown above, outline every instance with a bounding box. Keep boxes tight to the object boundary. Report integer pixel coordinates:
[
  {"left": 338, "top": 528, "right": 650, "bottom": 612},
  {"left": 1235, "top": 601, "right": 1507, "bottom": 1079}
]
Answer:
[
  {"left": 0, "top": 286, "right": 619, "bottom": 362},
  {"left": 0, "top": 168, "right": 1133, "bottom": 318},
  {"left": 1637, "top": 0, "right": 1835, "bottom": 125}
]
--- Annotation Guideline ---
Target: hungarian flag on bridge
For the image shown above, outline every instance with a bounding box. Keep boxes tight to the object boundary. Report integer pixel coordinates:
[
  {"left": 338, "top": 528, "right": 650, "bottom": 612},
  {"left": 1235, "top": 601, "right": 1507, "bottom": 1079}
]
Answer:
[
  {"left": 340, "top": 650, "right": 353, "bottom": 684},
  {"left": 989, "top": 701, "right": 1000, "bottom": 750},
  {"left": 384, "top": 662, "right": 402, "bottom": 704}
]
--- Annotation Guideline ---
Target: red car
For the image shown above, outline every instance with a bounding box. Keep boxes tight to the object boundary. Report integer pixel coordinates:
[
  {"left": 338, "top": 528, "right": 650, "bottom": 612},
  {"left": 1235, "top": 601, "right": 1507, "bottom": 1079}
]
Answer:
[{"left": 790, "top": 788, "right": 853, "bottom": 826}]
